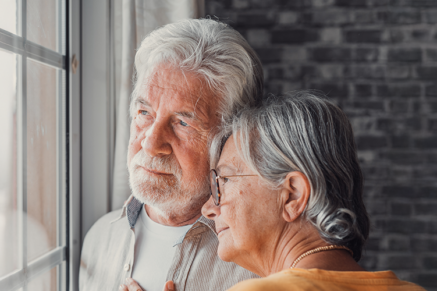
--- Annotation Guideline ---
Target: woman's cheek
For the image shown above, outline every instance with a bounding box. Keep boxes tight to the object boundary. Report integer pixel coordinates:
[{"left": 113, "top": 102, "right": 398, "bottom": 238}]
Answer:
[{"left": 223, "top": 203, "right": 237, "bottom": 226}]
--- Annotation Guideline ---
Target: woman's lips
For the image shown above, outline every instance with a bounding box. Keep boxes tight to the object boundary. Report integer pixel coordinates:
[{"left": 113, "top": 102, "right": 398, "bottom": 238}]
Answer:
[{"left": 217, "top": 227, "right": 229, "bottom": 236}]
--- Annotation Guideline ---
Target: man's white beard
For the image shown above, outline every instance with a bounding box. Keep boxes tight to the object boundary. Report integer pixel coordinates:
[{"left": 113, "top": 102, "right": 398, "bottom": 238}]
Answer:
[{"left": 128, "top": 150, "right": 210, "bottom": 218}]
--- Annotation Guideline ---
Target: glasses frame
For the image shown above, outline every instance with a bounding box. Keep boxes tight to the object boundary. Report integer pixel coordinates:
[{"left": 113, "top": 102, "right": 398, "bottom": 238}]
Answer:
[{"left": 210, "top": 169, "right": 257, "bottom": 206}]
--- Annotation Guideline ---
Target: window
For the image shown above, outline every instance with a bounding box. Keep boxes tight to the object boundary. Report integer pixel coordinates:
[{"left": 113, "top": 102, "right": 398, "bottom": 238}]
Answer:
[{"left": 0, "top": 0, "right": 69, "bottom": 290}]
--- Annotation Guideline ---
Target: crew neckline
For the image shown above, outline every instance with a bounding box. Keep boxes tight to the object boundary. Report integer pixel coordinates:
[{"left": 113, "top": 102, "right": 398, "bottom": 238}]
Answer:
[{"left": 137, "top": 206, "right": 193, "bottom": 241}]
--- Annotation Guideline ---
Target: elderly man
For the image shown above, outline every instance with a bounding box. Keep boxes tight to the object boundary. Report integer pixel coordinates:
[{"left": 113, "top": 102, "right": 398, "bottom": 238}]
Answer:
[{"left": 79, "top": 19, "right": 264, "bottom": 291}]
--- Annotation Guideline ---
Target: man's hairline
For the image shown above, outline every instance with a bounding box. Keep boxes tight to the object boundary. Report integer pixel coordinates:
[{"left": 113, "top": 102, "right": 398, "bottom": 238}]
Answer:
[
  {"left": 131, "top": 71, "right": 224, "bottom": 128},
  {"left": 131, "top": 61, "right": 225, "bottom": 119}
]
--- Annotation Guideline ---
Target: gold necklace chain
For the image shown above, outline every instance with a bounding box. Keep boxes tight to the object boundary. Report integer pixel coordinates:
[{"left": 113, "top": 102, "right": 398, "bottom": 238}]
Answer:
[{"left": 290, "top": 245, "right": 353, "bottom": 269}]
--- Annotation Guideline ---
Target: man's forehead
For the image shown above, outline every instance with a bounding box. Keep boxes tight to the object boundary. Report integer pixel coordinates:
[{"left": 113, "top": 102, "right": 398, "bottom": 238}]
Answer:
[
  {"left": 136, "top": 65, "right": 218, "bottom": 120},
  {"left": 139, "top": 83, "right": 211, "bottom": 113},
  {"left": 142, "top": 65, "right": 208, "bottom": 98}
]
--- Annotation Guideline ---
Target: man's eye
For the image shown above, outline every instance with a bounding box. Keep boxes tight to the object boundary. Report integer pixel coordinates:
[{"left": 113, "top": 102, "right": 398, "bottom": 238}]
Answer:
[
  {"left": 179, "top": 120, "right": 188, "bottom": 127},
  {"left": 139, "top": 110, "right": 149, "bottom": 115},
  {"left": 223, "top": 177, "right": 229, "bottom": 183}
]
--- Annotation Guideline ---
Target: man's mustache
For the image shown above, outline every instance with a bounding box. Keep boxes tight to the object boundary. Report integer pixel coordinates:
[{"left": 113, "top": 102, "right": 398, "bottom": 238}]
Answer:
[{"left": 130, "top": 150, "right": 182, "bottom": 180}]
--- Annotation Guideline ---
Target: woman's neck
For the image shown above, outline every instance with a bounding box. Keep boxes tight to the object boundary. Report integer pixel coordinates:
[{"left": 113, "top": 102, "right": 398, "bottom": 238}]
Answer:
[{"left": 248, "top": 220, "right": 364, "bottom": 277}]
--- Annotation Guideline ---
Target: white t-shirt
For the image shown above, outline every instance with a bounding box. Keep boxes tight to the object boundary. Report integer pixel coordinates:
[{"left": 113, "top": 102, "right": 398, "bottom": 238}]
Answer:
[{"left": 131, "top": 207, "right": 193, "bottom": 291}]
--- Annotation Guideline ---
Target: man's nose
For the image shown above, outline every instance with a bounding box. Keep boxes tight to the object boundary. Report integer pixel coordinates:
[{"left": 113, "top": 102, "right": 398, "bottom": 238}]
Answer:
[
  {"left": 201, "top": 195, "right": 220, "bottom": 220},
  {"left": 141, "top": 120, "right": 172, "bottom": 157}
]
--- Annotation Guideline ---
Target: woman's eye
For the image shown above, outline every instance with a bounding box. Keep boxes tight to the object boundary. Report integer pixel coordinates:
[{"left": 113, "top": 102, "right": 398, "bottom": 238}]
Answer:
[
  {"left": 223, "top": 177, "right": 229, "bottom": 183},
  {"left": 179, "top": 120, "right": 188, "bottom": 127},
  {"left": 139, "top": 110, "right": 149, "bottom": 116}
]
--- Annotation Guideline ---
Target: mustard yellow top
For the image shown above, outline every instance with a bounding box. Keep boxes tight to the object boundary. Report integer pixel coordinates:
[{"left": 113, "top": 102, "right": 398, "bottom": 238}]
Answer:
[{"left": 228, "top": 268, "right": 426, "bottom": 291}]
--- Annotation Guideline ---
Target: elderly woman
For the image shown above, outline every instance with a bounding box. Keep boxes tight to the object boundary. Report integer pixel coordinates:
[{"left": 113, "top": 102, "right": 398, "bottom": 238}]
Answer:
[{"left": 201, "top": 91, "right": 424, "bottom": 291}]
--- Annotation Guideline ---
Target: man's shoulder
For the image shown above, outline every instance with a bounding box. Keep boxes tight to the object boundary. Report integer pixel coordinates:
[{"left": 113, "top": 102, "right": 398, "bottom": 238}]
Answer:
[
  {"left": 80, "top": 209, "right": 132, "bottom": 290},
  {"left": 82, "top": 209, "right": 129, "bottom": 250},
  {"left": 90, "top": 209, "right": 123, "bottom": 229}
]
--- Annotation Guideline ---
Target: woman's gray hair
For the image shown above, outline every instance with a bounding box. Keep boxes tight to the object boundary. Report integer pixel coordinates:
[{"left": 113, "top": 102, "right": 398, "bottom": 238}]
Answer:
[
  {"left": 130, "top": 18, "right": 264, "bottom": 121},
  {"left": 211, "top": 91, "right": 370, "bottom": 261}
]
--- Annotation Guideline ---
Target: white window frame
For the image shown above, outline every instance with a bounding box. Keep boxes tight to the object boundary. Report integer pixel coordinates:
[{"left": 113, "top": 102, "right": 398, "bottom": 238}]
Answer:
[
  {"left": 69, "top": 0, "right": 81, "bottom": 290},
  {"left": 0, "top": 1, "right": 68, "bottom": 291},
  {"left": 0, "top": 0, "right": 82, "bottom": 290}
]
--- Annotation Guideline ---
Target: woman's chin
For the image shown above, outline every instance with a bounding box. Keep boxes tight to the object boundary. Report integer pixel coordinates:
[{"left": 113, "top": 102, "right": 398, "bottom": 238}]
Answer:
[{"left": 217, "top": 240, "right": 236, "bottom": 262}]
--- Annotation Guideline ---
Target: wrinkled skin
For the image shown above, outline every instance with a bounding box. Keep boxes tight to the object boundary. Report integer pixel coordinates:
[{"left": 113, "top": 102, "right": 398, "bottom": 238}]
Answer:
[{"left": 127, "top": 64, "right": 220, "bottom": 225}]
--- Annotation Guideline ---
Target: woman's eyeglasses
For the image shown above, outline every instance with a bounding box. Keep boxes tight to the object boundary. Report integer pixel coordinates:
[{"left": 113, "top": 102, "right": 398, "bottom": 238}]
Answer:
[{"left": 209, "top": 169, "right": 257, "bottom": 206}]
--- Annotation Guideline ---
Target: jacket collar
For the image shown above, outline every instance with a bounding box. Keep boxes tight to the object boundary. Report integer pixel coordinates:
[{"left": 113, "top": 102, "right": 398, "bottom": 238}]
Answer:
[{"left": 111, "top": 195, "right": 217, "bottom": 244}]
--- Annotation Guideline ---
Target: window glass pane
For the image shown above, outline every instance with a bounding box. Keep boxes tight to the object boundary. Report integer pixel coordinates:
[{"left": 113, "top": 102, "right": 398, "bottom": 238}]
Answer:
[
  {"left": 0, "top": 0, "right": 18, "bottom": 35},
  {"left": 0, "top": 49, "right": 19, "bottom": 278},
  {"left": 27, "top": 266, "right": 58, "bottom": 291},
  {"left": 27, "top": 0, "right": 57, "bottom": 51},
  {"left": 27, "top": 59, "right": 58, "bottom": 262}
]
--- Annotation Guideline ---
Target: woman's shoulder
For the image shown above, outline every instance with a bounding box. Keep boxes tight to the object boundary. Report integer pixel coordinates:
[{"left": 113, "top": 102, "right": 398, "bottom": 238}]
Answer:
[
  {"left": 227, "top": 270, "right": 309, "bottom": 291},
  {"left": 227, "top": 269, "right": 427, "bottom": 291}
]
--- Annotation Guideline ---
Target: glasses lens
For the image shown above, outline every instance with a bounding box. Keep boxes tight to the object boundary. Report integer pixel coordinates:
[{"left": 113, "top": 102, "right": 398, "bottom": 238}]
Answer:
[{"left": 210, "top": 170, "right": 219, "bottom": 205}]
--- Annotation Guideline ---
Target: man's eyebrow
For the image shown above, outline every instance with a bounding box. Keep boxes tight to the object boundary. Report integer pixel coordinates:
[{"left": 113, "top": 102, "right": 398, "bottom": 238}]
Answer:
[
  {"left": 135, "top": 99, "right": 151, "bottom": 107},
  {"left": 175, "top": 111, "right": 200, "bottom": 121}
]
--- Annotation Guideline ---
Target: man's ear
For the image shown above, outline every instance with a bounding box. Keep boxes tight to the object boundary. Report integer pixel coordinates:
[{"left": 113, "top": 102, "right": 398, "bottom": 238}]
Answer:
[{"left": 280, "top": 171, "right": 311, "bottom": 222}]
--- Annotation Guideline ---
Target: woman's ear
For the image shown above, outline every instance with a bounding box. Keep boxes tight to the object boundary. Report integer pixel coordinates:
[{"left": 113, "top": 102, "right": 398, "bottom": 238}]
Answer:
[{"left": 280, "top": 172, "right": 311, "bottom": 222}]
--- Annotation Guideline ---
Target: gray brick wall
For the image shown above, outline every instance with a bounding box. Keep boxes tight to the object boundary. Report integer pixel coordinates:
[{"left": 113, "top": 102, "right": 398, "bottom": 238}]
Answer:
[{"left": 205, "top": 0, "right": 437, "bottom": 289}]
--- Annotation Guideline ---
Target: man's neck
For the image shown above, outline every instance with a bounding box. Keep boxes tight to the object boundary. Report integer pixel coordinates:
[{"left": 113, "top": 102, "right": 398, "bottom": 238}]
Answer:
[{"left": 144, "top": 204, "right": 202, "bottom": 226}]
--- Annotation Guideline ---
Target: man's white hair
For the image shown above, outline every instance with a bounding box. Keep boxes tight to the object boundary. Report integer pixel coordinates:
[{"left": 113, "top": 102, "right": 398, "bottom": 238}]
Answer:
[{"left": 130, "top": 18, "right": 264, "bottom": 122}]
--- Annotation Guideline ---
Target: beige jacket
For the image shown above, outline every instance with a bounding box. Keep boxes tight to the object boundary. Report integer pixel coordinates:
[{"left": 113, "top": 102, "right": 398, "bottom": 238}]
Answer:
[{"left": 79, "top": 196, "right": 258, "bottom": 291}]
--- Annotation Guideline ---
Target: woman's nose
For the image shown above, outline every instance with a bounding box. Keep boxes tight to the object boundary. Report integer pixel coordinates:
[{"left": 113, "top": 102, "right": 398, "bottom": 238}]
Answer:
[{"left": 202, "top": 195, "right": 220, "bottom": 220}]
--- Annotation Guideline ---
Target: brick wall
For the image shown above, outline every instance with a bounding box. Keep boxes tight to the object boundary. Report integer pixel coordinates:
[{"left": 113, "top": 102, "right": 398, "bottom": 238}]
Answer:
[{"left": 205, "top": 0, "right": 437, "bottom": 289}]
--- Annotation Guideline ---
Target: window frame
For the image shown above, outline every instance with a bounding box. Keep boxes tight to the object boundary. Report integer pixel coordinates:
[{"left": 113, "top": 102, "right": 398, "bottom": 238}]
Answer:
[
  {"left": 0, "top": 0, "right": 82, "bottom": 290},
  {"left": 68, "top": 0, "right": 81, "bottom": 290}
]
